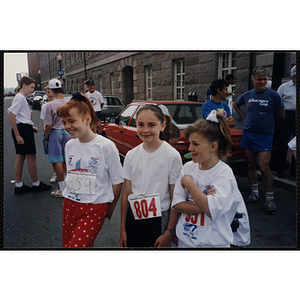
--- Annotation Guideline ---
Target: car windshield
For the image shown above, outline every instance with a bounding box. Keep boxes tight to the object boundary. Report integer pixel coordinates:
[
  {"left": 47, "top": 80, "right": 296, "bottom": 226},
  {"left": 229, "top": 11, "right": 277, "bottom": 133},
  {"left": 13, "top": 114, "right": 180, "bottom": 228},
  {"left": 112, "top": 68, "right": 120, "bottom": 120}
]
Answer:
[
  {"left": 103, "top": 96, "right": 123, "bottom": 106},
  {"left": 158, "top": 103, "right": 203, "bottom": 129},
  {"left": 35, "top": 92, "right": 45, "bottom": 97}
]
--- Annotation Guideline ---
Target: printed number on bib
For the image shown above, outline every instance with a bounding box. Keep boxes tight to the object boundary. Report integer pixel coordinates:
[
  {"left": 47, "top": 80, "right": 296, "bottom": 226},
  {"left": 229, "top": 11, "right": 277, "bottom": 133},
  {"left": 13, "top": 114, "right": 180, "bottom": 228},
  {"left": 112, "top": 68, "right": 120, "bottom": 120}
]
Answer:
[
  {"left": 185, "top": 213, "right": 211, "bottom": 227},
  {"left": 65, "top": 171, "right": 96, "bottom": 195},
  {"left": 129, "top": 194, "right": 162, "bottom": 220}
]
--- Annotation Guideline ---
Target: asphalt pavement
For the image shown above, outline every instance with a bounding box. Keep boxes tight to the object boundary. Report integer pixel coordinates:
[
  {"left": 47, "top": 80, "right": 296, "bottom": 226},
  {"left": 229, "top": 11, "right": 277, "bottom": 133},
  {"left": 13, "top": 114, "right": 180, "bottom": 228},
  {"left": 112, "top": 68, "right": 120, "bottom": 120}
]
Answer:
[{"left": 3, "top": 97, "right": 298, "bottom": 249}]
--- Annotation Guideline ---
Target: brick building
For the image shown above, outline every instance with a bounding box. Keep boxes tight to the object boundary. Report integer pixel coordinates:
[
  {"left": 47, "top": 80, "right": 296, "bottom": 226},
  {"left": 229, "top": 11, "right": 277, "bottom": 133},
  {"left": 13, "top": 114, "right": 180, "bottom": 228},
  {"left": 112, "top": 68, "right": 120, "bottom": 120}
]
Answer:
[{"left": 37, "top": 51, "right": 296, "bottom": 106}]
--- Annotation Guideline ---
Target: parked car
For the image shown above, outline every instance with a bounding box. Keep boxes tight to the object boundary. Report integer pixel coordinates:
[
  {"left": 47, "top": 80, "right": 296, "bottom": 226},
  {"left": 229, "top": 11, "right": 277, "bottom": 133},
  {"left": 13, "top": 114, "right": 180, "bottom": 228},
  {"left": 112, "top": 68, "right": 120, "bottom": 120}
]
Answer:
[
  {"left": 28, "top": 91, "right": 45, "bottom": 105},
  {"left": 63, "top": 94, "right": 72, "bottom": 101},
  {"left": 101, "top": 101, "right": 244, "bottom": 163},
  {"left": 101, "top": 96, "right": 126, "bottom": 121},
  {"left": 32, "top": 95, "right": 43, "bottom": 109},
  {"left": 40, "top": 94, "right": 49, "bottom": 106}
]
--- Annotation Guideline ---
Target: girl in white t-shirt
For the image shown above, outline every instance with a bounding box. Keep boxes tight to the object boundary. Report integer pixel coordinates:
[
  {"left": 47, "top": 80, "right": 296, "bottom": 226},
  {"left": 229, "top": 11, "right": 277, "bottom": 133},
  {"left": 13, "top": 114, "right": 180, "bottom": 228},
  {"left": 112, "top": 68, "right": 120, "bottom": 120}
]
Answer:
[
  {"left": 120, "top": 105, "right": 182, "bottom": 248},
  {"left": 172, "top": 110, "right": 250, "bottom": 247},
  {"left": 57, "top": 92, "right": 124, "bottom": 248}
]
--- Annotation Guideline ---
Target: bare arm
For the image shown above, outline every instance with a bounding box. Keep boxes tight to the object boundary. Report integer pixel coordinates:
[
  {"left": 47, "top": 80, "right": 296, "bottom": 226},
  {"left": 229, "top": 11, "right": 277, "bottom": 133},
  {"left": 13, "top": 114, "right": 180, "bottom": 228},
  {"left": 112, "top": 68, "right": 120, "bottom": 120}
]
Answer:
[
  {"left": 275, "top": 107, "right": 285, "bottom": 121},
  {"left": 8, "top": 112, "right": 24, "bottom": 144},
  {"left": 44, "top": 124, "right": 52, "bottom": 149},
  {"left": 119, "top": 179, "right": 132, "bottom": 248},
  {"left": 154, "top": 184, "right": 179, "bottom": 248},
  {"left": 180, "top": 175, "right": 211, "bottom": 218},
  {"left": 233, "top": 101, "right": 245, "bottom": 120},
  {"left": 227, "top": 115, "right": 235, "bottom": 127},
  {"left": 106, "top": 182, "right": 123, "bottom": 220}
]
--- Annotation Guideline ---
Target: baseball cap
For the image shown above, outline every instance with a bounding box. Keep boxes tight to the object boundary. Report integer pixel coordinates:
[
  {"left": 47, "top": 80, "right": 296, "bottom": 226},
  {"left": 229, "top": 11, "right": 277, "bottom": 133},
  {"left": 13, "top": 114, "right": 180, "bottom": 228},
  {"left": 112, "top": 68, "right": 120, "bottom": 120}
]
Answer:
[
  {"left": 49, "top": 78, "right": 63, "bottom": 89},
  {"left": 291, "top": 65, "right": 296, "bottom": 76},
  {"left": 87, "top": 80, "right": 95, "bottom": 86}
]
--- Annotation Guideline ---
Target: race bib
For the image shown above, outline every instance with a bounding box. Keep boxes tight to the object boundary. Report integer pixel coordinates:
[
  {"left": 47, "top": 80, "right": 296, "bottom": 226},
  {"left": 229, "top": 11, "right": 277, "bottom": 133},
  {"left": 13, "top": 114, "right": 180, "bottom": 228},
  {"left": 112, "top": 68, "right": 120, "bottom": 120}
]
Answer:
[
  {"left": 184, "top": 212, "right": 212, "bottom": 227},
  {"left": 65, "top": 171, "right": 96, "bottom": 195},
  {"left": 129, "top": 193, "right": 162, "bottom": 220}
]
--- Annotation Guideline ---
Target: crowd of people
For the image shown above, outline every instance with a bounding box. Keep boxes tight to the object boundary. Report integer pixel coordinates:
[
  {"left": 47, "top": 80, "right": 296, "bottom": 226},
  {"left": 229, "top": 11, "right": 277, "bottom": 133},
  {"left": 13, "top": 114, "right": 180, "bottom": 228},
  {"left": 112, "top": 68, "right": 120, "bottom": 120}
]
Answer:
[{"left": 7, "top": 64, "right": 296, "bottom": 248}]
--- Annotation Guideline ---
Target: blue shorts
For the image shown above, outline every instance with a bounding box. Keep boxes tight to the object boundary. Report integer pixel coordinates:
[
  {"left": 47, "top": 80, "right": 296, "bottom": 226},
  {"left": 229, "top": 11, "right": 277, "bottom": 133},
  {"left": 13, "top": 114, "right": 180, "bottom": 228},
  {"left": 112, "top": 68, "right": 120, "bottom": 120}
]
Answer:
[
  {"left": 48, "top": 129, "right": 71, "bottom": 163},
  {"left": 240, "top": 131, "right": 273, "bottom": 152}
]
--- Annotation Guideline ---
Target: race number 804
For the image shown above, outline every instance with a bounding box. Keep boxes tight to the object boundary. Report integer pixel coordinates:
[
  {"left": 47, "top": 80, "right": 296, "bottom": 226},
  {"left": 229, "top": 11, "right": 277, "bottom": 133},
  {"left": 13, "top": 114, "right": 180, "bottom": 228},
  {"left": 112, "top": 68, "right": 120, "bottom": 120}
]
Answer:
[{"left": 129, "top": 194, "right": 162, "bottom": 220}]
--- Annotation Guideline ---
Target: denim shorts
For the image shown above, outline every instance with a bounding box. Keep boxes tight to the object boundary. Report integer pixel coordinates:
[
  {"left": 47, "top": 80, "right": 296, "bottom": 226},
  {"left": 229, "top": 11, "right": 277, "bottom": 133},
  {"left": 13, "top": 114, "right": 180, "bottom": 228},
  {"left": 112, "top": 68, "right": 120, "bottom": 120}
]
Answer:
[
  {"left": 48, "top": 129, "right": 71, "bottom": 163},
  {"left": 240, "top": 131, "right": 273, "bottom": 152}
]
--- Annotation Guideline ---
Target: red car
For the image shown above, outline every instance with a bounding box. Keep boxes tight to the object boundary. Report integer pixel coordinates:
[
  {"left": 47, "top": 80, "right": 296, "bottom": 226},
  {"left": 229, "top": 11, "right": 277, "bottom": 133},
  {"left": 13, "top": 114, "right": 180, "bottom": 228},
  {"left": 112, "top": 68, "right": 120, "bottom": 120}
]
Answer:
[{"left": 101, "top": 101, "right": 244, "bottom": 163}]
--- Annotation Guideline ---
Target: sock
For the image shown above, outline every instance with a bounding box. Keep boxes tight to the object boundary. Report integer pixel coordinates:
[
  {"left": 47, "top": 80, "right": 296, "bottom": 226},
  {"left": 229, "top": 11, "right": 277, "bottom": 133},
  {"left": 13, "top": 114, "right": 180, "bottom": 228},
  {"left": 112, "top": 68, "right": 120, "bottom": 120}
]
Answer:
[
  {"left": 58, "top": 181, "right": 65, "bottom": 191},
  {"left": 250, "top": 183, "right": 259, "bottom": 197},
  {"left": 15, "top": 182, "right": 23, "bottom": 188},
  {"left": 32, "top": 181, "right": 40, "bottom": 187},
  {"left": 266, "top": 192, "right": 274, "bottom": 203}
]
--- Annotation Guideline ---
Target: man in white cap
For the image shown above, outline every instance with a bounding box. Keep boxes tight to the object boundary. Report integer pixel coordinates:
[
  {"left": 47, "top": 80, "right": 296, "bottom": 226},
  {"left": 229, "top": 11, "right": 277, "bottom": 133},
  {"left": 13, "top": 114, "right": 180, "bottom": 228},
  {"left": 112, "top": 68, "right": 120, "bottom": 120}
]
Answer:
[
  {"left": 276, "top": 65, "right": 296, "bottom": 178},
  {"left": 43, "top": 79, "right": 71, "bottom": 197}
]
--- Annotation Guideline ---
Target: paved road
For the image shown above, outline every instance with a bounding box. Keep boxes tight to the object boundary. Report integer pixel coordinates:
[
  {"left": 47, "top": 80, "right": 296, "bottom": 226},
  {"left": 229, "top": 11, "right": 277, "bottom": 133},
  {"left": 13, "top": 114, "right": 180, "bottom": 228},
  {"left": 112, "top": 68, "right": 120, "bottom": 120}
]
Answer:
[{"left": 3, "top": 97, "right": 297, "bottom": 249}]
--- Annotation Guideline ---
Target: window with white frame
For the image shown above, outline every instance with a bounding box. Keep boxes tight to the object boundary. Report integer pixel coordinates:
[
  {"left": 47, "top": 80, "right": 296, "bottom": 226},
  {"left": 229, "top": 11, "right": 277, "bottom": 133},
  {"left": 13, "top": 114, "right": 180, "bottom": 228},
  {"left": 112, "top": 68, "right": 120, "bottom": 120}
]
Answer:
[
  {"left": 110, "top": 73, "right": 115, "bottom": 95},
  {"left": 218, "top": 52, "right": 237, "bottom": 87},
  {"left": 174, "top": 60, "right": 185, "bottom": 100},
  {"left": 146, "top": 66, "right": 153, "bottom": 100}
]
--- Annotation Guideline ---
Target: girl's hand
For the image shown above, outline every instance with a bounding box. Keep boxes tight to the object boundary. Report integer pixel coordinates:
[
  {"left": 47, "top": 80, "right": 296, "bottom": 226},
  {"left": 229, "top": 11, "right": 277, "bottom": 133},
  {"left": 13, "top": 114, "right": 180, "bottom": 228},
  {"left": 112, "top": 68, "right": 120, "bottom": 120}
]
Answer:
[
  {"left": 207, "top": 185, "right": 216, "bottom": 196},
  {"left": 153, "top": 231, "right": 171, "bottom": 248},
  {"left": 33, "top": 126, "right": 38, "bottom": 133},
  {"left": 119, "top": 230, "right": 127, "bottom": 248},
  {"left": 181, "top": 175, "right": 194, "bottom": 189}
]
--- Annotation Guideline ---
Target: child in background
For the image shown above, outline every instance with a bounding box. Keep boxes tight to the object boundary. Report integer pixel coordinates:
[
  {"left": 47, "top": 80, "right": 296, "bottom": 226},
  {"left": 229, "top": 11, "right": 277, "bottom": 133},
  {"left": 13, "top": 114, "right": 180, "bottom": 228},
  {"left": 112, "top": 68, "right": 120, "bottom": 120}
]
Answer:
[
  {"left": 43, "top": 79, "right": 71, "bottom": 198},
  {"left": 119, "top": 105, "right": 182, "bottom": 248},
  {"left": 7, "top": 76, "right": 51, "bottom": 194},
  {"left": 172, "top": 110, "right": 250, "bottom": 247},
  {"left": 40, "top": 85, "right": 57, "bottom": 183},
  {"left": 57, "top": 92, "right": 123, "bottom": 248}
]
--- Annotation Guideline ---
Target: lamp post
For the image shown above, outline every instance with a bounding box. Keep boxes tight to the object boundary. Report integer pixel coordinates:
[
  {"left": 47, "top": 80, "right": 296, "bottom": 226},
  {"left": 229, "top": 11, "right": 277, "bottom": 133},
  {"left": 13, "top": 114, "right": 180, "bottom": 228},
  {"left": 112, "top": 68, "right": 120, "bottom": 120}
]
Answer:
[
  {"left": 57, "top": 53, "right": 62, "bottom": 79},
  {"left": 38, "top": 70, "right": 41, "bottom": 90}
]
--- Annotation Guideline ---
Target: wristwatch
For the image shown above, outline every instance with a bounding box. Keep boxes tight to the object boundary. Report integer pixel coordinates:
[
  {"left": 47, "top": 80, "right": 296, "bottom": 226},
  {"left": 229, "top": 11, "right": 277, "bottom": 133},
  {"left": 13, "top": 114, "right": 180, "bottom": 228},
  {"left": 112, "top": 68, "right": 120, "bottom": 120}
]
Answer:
[{"left": 166, "top": 227, "right": 174, "bottom": 234}]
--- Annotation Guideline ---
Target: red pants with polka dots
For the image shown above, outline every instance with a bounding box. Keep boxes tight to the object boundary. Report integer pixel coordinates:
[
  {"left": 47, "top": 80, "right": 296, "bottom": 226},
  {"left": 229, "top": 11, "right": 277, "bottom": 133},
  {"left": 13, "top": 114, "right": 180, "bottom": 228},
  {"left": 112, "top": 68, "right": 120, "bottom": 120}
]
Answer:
[{"left": 62, "top": 198, "right": 109, "bottom": 248}]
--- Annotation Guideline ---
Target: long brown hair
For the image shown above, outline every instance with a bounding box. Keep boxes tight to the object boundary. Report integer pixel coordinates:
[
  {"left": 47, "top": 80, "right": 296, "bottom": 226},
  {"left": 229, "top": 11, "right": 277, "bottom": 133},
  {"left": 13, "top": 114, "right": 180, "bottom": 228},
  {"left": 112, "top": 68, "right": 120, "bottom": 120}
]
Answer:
[
  {"left": 136, "top": 104, "right": 173, "bottom": 142},
  {"left": 185, "top": 112, "right": 232, "bottom": 161}
]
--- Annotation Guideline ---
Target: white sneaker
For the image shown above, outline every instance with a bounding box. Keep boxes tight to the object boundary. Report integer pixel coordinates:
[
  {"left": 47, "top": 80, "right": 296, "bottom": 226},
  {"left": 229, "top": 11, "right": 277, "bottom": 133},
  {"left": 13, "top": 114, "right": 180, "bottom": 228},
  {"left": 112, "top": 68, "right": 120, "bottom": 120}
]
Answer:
[
  {"left": 50, "top": 173, "right": 57, "bottom": 183},
  {"left": 51, "top": 187, "right": 63, "bottom": 198}
]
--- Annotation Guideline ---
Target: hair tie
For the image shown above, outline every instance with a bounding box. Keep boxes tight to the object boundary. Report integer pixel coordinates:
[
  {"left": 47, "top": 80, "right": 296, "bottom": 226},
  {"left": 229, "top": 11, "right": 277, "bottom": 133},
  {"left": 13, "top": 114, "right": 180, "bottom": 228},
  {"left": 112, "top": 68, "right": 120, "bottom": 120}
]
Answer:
[
  {"left": 206, "top": 110, "right": 219, "bottom": 123},
  {"left": 71, "top": 92, "right": 86, "bottom": 102}
]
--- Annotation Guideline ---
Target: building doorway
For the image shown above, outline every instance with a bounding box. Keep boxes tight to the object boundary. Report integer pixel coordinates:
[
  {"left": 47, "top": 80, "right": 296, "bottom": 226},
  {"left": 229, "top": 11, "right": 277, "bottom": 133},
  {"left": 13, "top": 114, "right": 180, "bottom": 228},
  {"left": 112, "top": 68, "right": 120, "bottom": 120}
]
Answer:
[{"left": 122, "top": 66, "right": 133, "bottom": 105}]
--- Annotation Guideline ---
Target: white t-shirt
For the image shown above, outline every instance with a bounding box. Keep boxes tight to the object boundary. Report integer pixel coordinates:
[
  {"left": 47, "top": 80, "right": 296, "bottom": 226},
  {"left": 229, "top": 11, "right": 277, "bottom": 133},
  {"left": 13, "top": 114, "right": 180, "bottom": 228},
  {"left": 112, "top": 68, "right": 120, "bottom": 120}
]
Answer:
[
  {"left": 172, "top": 160, "right": 250, "bottom": 247},
  {"left": 288, "top": 136, "right": 296, "bottom": 151},
  {"left": 63, "top": 135, "right": 124, "bottom": 204},
  {"left": 86, "top": 91, "right": 104, "bottom": 112},
  {"left": 7, "top": 93, "right": 34, "bottom": 125},
  {"left": 40, "top": 103, "right": 48, "bottom": 130},
  {"left": 122, "top": 141, "right": 182, "bottom": 212}
]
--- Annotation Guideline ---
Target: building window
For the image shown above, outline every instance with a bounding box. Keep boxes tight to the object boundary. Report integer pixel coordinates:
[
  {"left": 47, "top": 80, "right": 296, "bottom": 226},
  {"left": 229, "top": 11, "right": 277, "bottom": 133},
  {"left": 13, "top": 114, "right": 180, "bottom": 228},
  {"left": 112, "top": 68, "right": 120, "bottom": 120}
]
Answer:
[
  {"left": 174, "top": 60, "right": 185, "bottom": 100},
  {"left": 146, "top": 66, "right": 153, "bottom": 100},
  {"left": 218, "top": 52, "right": 237, "bottom": 86},
  {"left": 98, "top": 75, "right": 102, "bottom": 93},
  {"left": 110, "top": 73, "right": 115, "bottom": 95}
]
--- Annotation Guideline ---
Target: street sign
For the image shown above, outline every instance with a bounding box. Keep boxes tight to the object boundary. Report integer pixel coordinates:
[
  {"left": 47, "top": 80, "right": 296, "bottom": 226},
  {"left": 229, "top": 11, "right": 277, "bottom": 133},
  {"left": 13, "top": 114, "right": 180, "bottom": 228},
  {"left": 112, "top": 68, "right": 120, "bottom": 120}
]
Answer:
[{"left": 58, "top": 70, "right": 64, "bottom": 76}]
